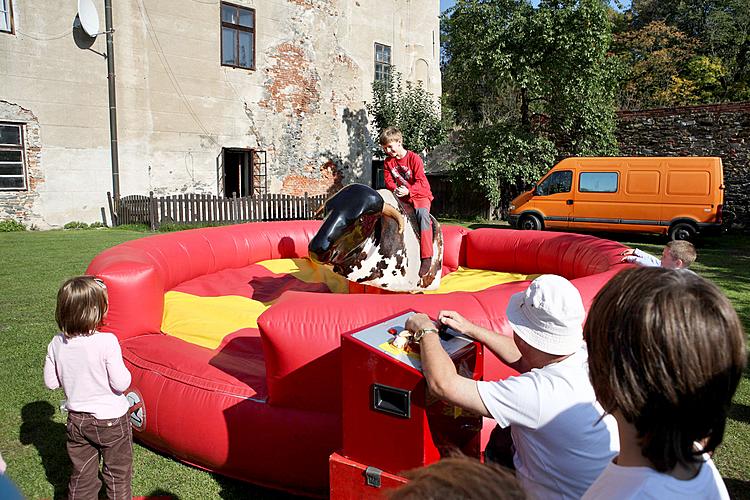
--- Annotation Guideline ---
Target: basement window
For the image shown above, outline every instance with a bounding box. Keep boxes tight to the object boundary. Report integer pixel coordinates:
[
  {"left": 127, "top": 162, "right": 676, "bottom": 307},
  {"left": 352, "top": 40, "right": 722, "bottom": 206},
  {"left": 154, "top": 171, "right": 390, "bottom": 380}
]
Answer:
[
  {"left": 221, "top": 2, "right": 255, "bottom": 70},
  {"left": 0, "top": 0, "right": 13, "bottom": 34},
  {"left": 0, "top": 122, "right": 26, "bottom": 190},
  {"left": 374, "top": 43, "right": 391, "bottom": 82}
]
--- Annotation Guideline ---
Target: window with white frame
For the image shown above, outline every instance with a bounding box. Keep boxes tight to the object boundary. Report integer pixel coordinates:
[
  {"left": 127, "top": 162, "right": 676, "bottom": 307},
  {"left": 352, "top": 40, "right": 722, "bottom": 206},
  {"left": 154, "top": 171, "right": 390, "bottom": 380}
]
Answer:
[
  {"left": 221, "top": 2, "right": 255, "bottom": 70},
  {"left": 0, "top": 123, "right": 26, "bottom": 190},
  {"left": 374, "top": 43, "right": 391, "bottom": 82},
  {"left": 0, "top": 0, "right": 13, "bottom": 34}
]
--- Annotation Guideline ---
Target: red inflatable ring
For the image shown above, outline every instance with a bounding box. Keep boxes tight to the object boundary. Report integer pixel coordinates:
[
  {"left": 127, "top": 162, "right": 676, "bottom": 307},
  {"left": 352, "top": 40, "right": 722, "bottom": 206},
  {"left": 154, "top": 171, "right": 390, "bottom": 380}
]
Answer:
[{"left": 86, "top": 221, "right": 627, "bottom": 496}]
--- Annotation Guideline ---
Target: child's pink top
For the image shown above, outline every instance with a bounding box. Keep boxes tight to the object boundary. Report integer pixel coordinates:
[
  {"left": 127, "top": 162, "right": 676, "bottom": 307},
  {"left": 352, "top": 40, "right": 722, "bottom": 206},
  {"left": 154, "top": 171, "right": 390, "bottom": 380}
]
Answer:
[{"left": 44, "top": 331, "right": 132, "bottom": 419}]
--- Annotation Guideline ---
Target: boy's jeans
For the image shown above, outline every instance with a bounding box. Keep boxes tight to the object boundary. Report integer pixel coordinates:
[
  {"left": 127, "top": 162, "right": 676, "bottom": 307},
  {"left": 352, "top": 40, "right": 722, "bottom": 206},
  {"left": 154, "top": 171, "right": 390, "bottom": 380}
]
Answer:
[
  {"left": 66, "top": 411, "right": 133, "bottom": 500},
  {"left": 412, "top": 198, "right": 433, "bottom": 259}
]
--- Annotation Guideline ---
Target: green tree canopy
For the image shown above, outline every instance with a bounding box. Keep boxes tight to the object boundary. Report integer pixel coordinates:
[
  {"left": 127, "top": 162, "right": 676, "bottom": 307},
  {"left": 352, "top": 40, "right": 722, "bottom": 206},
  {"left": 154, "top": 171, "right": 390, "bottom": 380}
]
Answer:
[
  {"left": 442, "top": 0, "right": 619, "bottom": 214},
  {"left": 614, "top": 0, "right": 750, "bottom": 104}
]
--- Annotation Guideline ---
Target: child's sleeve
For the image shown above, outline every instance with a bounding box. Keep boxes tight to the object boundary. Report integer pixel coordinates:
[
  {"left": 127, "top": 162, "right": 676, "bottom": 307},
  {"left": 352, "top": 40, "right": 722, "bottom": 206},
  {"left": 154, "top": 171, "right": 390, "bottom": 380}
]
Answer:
[
  {"left": 410, "top": 154, "right": 432, "bottom": 199},
  {"left": 383, "top": 161, "right": 397, "bottom": 191},
  {"left": 623, "top": 248, "right": 661, "bottom": 267},
  {"left": 105, "top": 335, "right": 132, "bottom": 393},
  {"left": 43, "top": 342, "right": 60, "bottom": 390}
]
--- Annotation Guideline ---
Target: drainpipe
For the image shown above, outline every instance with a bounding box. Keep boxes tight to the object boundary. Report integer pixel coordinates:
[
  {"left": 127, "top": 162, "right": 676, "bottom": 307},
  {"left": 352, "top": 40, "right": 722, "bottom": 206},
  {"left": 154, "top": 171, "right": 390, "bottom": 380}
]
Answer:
[{"left": 104, "top": 0, "right": 120, "bottom": 199}]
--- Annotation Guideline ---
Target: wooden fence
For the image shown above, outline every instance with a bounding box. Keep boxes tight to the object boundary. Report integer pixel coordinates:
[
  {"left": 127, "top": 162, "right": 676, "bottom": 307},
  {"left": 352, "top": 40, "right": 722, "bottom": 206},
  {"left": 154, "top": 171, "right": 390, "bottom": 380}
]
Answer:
[{"left": 108, "top": 192, "right": 326, "bottom": 229}]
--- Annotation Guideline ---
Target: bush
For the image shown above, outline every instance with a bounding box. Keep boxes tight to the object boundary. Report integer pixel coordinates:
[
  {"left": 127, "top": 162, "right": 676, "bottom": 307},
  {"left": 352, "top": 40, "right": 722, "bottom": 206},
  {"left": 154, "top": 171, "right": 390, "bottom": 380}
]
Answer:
[
  {"left": 158, "top": 222, "right": 224, "bottom": 233},
  {"left": 63, "top": 221, "right": 89, "bottom": 230},
  {"left": 0, "top": 219, "right": 26, "bottom": 232},
  {"left": 112, "top": 223, "right": 151, "bottom": 232},
  {"left": 89, "top": 222, "right": 107, "bottom": 229}
]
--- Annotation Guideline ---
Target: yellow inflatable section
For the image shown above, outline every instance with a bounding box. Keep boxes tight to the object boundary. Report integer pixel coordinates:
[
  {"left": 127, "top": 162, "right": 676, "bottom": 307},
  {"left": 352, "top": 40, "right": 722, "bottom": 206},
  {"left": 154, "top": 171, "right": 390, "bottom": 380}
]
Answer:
[
  {"left": 161, "top": 259, "right": 537, "bottom": 350},
  {"left": 162, "top": 292, "right": 269, "bottom": 349}
]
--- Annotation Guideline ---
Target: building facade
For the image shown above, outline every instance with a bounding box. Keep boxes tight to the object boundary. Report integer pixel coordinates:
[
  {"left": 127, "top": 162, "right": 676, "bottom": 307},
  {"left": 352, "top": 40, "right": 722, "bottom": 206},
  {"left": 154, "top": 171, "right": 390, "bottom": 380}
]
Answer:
[{"left": 0, "top": 0, "right": 441, "bottom": 227}]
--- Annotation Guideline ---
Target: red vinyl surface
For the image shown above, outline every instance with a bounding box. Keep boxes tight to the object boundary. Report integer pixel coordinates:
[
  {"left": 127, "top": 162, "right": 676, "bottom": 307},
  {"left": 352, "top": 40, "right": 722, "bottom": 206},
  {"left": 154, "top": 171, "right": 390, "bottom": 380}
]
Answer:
[{"left": 86, "top": 221, "right": 628, "bottom": 496}]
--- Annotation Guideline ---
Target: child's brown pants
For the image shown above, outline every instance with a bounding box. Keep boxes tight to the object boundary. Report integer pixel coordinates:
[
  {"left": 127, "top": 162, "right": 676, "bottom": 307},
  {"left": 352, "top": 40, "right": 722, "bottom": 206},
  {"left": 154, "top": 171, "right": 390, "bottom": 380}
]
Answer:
[{"left": 66, "top": 411, "right": 133, "bottom": 500}]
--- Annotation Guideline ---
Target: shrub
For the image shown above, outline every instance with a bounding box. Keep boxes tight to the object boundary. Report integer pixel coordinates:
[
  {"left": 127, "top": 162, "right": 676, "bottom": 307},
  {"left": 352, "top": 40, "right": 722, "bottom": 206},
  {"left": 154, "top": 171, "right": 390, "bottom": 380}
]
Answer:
[
  {"left": 113, "top": 223, "right": 151, "bottom": 232},
  {"left": 0, "top": 219, "right": 26, "bottom": 232},
  {"left": 63, "top": 221, "right": 90, "bottom": 230},
  {"left": 89, "top": 222, "right": 107, "bottom": 229},
  {"left": 158, "top": 222, "right": 223, "bottom": 233}
]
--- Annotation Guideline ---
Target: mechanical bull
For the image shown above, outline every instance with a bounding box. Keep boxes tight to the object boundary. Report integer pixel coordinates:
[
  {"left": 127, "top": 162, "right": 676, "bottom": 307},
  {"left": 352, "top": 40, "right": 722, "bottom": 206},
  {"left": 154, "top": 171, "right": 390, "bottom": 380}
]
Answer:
[{"left": 308, "top": 183, "right": 444, "bottom": 292}]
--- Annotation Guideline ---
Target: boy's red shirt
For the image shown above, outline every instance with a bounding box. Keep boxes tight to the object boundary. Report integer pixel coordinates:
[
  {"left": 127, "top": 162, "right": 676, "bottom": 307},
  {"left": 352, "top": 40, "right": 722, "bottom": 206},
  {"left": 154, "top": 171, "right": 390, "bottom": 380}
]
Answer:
[{"left": 383, "top": 150, "right": 434, "bottom": 203}]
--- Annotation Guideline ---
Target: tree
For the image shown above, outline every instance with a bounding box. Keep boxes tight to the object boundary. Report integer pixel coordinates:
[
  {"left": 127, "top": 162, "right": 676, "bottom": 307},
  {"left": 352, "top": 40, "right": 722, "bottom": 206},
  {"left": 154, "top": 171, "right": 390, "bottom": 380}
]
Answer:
[
  {"left": 442, "top": 0, "right": 619, "bottom": 216},
  {"left": 451, "top": 125, "right": 557, "bottom": 217},
  {"left": 613, "top": 20, "right": 699, "bottom": 108},
  {"left": 626, "top": 0, "right": 750, "bottom": 102},
  {"left": 366, "top": 71, "right": 445, "bottom": 156}
]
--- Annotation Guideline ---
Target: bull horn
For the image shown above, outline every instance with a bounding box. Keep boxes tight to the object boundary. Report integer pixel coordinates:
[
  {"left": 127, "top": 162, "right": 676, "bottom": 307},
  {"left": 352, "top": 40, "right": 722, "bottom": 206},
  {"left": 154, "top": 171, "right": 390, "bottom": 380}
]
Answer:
[
  {"left": 382, "top": 203, "right": 404, "bottom": 234},
  {"left": 313, "top": 194, "right": 335, "bottom": 219},
  {"left": 313, "top": 203, "right": 326, "bottom": 219}
]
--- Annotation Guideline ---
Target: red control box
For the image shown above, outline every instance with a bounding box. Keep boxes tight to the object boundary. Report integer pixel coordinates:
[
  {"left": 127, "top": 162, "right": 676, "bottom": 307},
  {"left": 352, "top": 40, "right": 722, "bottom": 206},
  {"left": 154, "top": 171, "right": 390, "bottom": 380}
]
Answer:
[{"left": 331, "top": 310, "right": 483, "bottom": 498}]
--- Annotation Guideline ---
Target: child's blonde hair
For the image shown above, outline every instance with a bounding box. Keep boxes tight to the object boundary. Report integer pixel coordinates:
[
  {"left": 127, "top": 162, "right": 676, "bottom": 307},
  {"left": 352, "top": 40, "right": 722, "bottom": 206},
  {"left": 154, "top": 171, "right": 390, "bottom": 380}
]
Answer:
[
  {"left": 666, "top": 240, "right": 697, "bottom": 267},
  {"left": 379, "top": 126, "right": 403, "bottom": 146},
  {"left": 56, "top": 276, "right": 108, "bottom": 337}
]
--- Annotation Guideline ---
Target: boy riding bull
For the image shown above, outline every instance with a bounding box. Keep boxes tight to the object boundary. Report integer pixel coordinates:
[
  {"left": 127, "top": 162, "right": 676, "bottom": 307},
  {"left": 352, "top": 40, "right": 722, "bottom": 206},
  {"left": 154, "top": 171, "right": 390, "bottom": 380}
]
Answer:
[{"left": 380, "top": 127, "right": 434, "bottom": 278}]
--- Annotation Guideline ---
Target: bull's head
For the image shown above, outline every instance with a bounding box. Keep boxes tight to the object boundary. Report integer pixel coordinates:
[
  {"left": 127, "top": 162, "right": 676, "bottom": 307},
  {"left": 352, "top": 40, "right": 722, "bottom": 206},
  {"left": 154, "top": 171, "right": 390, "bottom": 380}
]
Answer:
[{"left": 309, "top": 184, "right": 404, "bottom": 267}]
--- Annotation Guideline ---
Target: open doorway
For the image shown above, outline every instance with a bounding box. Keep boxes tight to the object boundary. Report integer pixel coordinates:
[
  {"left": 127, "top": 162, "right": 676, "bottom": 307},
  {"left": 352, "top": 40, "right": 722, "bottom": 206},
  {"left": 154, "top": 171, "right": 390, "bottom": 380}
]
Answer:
[
  {"left": 371, "top": 159, "right": 385, "bottom": 189},
  {"left": 223, "top": 148, "right": 251, "bottom": 197}
]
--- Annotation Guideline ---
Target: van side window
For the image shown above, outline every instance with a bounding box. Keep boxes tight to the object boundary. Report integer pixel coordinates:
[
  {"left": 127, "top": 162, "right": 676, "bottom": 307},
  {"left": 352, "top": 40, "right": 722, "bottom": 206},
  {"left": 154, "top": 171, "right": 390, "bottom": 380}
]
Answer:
[
  {"left": 537, "top": 170, "right": 572, "bottom": 196},
  {"left": 579, "top": 172, "right": 618, "bottom": 193}
]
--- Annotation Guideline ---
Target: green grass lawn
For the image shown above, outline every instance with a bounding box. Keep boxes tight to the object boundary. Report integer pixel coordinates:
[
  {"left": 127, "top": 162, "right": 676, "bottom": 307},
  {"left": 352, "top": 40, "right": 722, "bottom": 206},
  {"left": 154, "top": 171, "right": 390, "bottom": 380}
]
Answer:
[{"left": 1, "top": 226, "right": 748, "bottom": 499}]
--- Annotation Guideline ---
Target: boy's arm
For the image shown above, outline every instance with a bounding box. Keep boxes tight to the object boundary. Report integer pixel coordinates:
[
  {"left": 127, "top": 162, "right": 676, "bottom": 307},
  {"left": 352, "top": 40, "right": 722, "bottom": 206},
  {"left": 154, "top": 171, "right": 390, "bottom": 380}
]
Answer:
[
  {"left": 382, "top": 161, "right": 397, "bottom": 191},
  {"left": 43, "top": 344, "right": 60, "bottom": 390},
  {"left": 623, "top": 248, "right": 661, "bottom": 267}
]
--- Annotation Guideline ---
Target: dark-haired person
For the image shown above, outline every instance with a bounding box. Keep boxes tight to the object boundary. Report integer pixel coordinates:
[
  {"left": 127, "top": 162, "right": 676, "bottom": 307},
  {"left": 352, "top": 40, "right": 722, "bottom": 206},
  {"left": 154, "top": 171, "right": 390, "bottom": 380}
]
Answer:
[
  {"left": 388, "top": 455, "right": 526, "bottom": 500},
  {"left": 44, "top": 276, "right": 133, "bottom": 500},
  {"left": 406, "top": 275, "right": 619, "bottom": 499},
  {"left": 583, "top": 267, "right": 745, "bottom": 499},
  {"left": 621, "top": 240, "right": 696, "bottom": 270}
]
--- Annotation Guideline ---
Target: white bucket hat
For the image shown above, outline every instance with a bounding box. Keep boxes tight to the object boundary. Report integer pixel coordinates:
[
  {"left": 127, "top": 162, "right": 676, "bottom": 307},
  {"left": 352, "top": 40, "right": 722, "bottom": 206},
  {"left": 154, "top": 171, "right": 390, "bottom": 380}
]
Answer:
[{"left": 506, "top": 274, "right": 585, "bottom": 356}]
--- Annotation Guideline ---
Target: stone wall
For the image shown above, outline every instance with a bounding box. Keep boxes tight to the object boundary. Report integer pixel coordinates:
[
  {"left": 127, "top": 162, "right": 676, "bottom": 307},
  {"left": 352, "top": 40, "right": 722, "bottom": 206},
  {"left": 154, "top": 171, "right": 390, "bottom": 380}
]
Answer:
[{"left": 617, "top": 102, "right": 750, "bottom": 228}]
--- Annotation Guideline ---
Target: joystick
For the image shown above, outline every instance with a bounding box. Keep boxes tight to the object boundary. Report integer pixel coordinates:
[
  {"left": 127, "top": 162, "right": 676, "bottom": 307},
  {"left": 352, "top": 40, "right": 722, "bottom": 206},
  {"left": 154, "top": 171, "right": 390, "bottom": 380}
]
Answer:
[{"left": 438, "top": 322, "right": 454, "bottom": 341}]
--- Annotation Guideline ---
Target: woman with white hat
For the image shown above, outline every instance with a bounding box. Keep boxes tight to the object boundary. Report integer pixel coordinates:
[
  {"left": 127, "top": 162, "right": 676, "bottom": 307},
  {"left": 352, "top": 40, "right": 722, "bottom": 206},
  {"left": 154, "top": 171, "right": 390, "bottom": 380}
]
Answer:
[{"left": 407, "top": 274, "right": 619, "bottom": 500}]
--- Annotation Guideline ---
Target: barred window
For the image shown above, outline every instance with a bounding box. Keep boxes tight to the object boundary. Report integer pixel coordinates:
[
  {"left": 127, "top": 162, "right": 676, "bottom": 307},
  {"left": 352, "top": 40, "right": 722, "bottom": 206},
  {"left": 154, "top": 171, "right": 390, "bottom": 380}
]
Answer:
[
  {"left": 0, "top": 122, "right": 26, "bottom": 190},
  {"left": 221, "top": 2, "right": 255, "bottom": 70},
  {"left": 374, "top": 43, "right": 391, "bottom": 82}
]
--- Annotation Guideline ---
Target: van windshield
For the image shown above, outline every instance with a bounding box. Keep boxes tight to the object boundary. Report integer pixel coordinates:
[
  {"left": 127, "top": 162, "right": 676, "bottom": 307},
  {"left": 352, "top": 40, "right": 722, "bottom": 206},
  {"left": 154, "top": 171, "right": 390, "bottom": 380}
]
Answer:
[{"left": 536, "top": 170, "right": 572, "bottom": 196}]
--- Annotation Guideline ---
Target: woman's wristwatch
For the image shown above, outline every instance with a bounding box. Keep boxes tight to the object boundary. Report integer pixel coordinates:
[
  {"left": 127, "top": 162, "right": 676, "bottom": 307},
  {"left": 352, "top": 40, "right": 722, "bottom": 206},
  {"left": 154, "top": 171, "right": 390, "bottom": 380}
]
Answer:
[{"left": 413, "top": 327, "right": 439, "bottom": 343}]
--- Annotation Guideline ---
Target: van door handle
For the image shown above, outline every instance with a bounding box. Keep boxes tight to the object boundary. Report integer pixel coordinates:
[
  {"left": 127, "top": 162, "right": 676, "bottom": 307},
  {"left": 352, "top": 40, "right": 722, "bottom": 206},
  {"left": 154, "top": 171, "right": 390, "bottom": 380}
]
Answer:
[{"left": 566, "top": 199, "right": 574, "bottom": 205}]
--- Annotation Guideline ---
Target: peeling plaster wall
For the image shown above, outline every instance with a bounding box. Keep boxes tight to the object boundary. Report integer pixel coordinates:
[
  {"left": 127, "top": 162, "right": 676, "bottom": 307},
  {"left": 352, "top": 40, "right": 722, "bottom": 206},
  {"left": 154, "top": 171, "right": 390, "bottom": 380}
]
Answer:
[
  {"left": 0, "top": 0, "right": 441, "bottom": 228},
  {"left": 0, "top": 101, "right": 43, "bottom": 224}
]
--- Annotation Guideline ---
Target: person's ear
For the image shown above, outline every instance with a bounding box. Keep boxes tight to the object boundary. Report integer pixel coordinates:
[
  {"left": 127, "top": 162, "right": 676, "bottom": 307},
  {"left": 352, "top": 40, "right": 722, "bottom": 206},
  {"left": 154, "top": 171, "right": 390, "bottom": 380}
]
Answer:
[{"left": 675, "top": 259, "right": 684, "bottom": 269}]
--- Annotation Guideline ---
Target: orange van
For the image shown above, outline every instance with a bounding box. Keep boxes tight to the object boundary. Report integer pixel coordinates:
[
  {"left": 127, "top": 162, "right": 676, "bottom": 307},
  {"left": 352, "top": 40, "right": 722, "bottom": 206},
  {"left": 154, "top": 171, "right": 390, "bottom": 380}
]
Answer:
[{"left": 507, "top": 157, "right": 725, "bottom": 241}]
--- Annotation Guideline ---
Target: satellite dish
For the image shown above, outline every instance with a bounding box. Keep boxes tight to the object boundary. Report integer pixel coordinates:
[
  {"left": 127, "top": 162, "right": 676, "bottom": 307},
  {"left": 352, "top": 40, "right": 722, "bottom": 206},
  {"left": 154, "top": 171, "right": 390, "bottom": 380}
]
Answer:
[{"left": 77, "top": 0, "right": 100, "bottom": 37}]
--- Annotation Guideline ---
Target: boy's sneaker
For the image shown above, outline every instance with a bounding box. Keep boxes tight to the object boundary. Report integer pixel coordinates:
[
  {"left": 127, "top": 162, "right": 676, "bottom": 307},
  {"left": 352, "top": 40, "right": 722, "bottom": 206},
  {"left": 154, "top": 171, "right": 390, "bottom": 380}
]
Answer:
[{"left": 419, "top": 258, "right": 431, "bottom": 278}]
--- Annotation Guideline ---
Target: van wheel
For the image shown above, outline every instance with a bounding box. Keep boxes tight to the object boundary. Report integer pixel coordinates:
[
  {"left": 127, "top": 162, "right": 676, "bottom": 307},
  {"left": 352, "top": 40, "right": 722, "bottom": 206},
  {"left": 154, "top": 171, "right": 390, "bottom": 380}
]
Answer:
[
  {"left": 669, "top": 222, "right": 696, "bottom": 242},
  {"left": 519, "top": 214, "right": 542, "bottom": 231}
]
